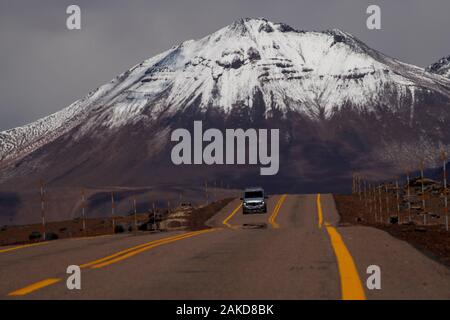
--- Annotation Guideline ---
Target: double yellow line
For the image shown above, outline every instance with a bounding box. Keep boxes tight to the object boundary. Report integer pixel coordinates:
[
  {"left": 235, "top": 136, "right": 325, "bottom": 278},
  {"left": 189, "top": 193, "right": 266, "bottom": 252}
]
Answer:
[
  {"left": 268, "top": 194, "right": 287, "bottom": 228},
  {"left": 8, "top": 278, "right": 61, "bottom": 296},
  {"left": 316, "top": 193, "right": 366, "bottom": 300},
  {"left": 7, "top": 228, "right": 217, "bottom": 296},
  {"left": 223, "top": 195, "right": 287, "bottom": 229},
  {"left": 0, "top": 241, "right": 49, "bottom": 254},
  {"left": 81, "top": 228, "right": 216, "bottom": 269}
]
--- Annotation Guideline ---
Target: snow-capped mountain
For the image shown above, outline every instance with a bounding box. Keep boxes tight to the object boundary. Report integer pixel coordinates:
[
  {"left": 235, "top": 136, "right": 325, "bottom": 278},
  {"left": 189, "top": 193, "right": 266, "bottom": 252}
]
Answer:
[
  {"left": 2, "top": 18, "right": 450, "bottom": 165},
  {"left": 1, "top": 18, "right": 450, "bottom": 202},
  {"left": 427, "top": 55, "right": 450, "bottom": 79}
]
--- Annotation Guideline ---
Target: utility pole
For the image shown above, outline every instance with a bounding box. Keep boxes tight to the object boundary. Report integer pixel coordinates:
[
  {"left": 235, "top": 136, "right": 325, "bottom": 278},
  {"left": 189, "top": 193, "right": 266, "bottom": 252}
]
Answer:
[
  {"left": 133, "top": 197, "right": 137, "bottom": 235},
  {"left": 363, "top": 179, "right": 367, "bottom": 208},
  {"left": 81, "top": 188, "right": 86, "bottom": 235},
  {"left": 40, "top": 179, "right": 46, "bottom": 241},
  {"left": 111, "top": 192, "right": 116, "bottom": 234},
  {"left": 205, "top": 180, "right": 209, "bottom": 205},
  {"left": 372, "top": 184, "right": 377, "bottom": 223},
  {"left": 385, "top": 183, "right": 390, "bottom": 224},
  {"left": 148, "top": 196, "right": 152, "bottom": 229},
  {"left": 406, "top": 171, "right": 412, "bottom": 223},
  {"left": 152, "top": 202, "right": 156, "bottom": 231},
  {"left": 358, "top": 175, "right": 362, "bottom": 201},
  {"left": 378, "top": 185, "right": 382, "bottom": 224},
  {"left": 368, "top": 182, "right": 372, "bottom": 219},
  {"left": 352, "top": 174, "right": 355, "bottom": 194},
  {"left": 420, "top": 160, "right": 426, "bottom": 225},
  {"left": 442, "top": 152, "right": 449, "bottom": 231},
  {"left": 395, "top": 179, "right": 400, "bottom": 223}
]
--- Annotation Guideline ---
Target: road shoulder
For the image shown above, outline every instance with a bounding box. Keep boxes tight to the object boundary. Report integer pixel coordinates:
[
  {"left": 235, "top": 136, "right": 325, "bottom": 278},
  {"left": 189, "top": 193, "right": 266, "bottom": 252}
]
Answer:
[
  {"left": 338, "top": 225, "right": 450, "bottom": 299},
  {"left": 330, "top": 195, "right": 450, "bottom": 299}
]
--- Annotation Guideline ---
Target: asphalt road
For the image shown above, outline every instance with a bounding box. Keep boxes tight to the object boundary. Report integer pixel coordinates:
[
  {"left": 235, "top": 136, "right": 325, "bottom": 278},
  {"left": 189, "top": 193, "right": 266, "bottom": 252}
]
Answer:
[{"left": 1, "top": 194, "right": 449, "bottom": 299}]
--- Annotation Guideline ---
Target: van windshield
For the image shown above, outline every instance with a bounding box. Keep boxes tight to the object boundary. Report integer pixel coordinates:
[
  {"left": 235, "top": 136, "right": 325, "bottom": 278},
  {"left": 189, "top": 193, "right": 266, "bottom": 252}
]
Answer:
[{"left": 244, "top": 191, "right": 263, "bottom": 199}]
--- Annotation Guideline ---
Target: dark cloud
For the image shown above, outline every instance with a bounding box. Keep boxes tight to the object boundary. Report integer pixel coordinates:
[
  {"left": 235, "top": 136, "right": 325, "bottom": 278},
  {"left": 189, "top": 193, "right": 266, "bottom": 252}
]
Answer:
[{"left": 1, "top": 0, "right": 450, "bottom": 131}]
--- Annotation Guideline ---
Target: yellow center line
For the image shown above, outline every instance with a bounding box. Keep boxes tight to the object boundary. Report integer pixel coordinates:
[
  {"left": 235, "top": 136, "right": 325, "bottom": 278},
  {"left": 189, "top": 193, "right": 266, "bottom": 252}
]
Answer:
[
  {"left": 316, "top": 193, "right": 323, "bottom": 228},
  {"left": 8, "top": 278, "right": 61, "bottom": 296},
  {"left": 222, "top": 203, "right": 243, "bottom": 229},
  {"left": 316, "top": 194, "right": 366, "bottom": 300},
  {"left": 268, "top": 194, "right": 287, "bottom": 228},
  {"left": 268, "top": 197, "right": 280, "bottom": 227},
  {"left": 91, "top": 228, "right": 217, "bottom": 269},
  {"left": 0, "top": 241, "right": 49, "bottom": 254},
  {"left": 80, "top": 230, "right": 210, "bottom": 268},
  {"left": 325, "top": 224, "right": 366, "bottom": 300},
  {"left": 7, "top": 229, "right": 220, "bottom": 296}
]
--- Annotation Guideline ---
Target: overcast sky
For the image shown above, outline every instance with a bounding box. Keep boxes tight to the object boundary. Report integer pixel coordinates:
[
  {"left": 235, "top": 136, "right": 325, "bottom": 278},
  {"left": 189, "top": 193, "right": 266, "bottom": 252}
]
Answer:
[{"left": 1, "top": 0, "right": 450, "bottom": 131}]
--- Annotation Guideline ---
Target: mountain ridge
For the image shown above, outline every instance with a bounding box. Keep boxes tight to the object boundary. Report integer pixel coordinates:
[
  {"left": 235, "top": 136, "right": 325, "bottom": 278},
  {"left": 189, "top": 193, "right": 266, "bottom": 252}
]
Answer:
[{"left": 427, "top": 55, "right": 450, "bottom": 79}]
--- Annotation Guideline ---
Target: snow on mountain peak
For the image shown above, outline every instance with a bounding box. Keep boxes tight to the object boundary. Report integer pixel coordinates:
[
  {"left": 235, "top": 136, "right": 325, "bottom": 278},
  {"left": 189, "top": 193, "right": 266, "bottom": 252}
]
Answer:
[
  {"left": 2, "top": 18, "right": 450, "bottom": 165},
  {"left": 148, "top": 19, "right": 388, "bottom": 113},
  {"left": 228, "top": 17, "right": 300, "bottom": 34}
]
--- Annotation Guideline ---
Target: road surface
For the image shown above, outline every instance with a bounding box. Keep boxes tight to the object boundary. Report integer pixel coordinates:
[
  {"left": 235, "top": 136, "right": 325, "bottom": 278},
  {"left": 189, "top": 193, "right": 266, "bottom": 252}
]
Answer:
[{"left": 1, "top": 194, "right": 449, "bottom": 299}]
